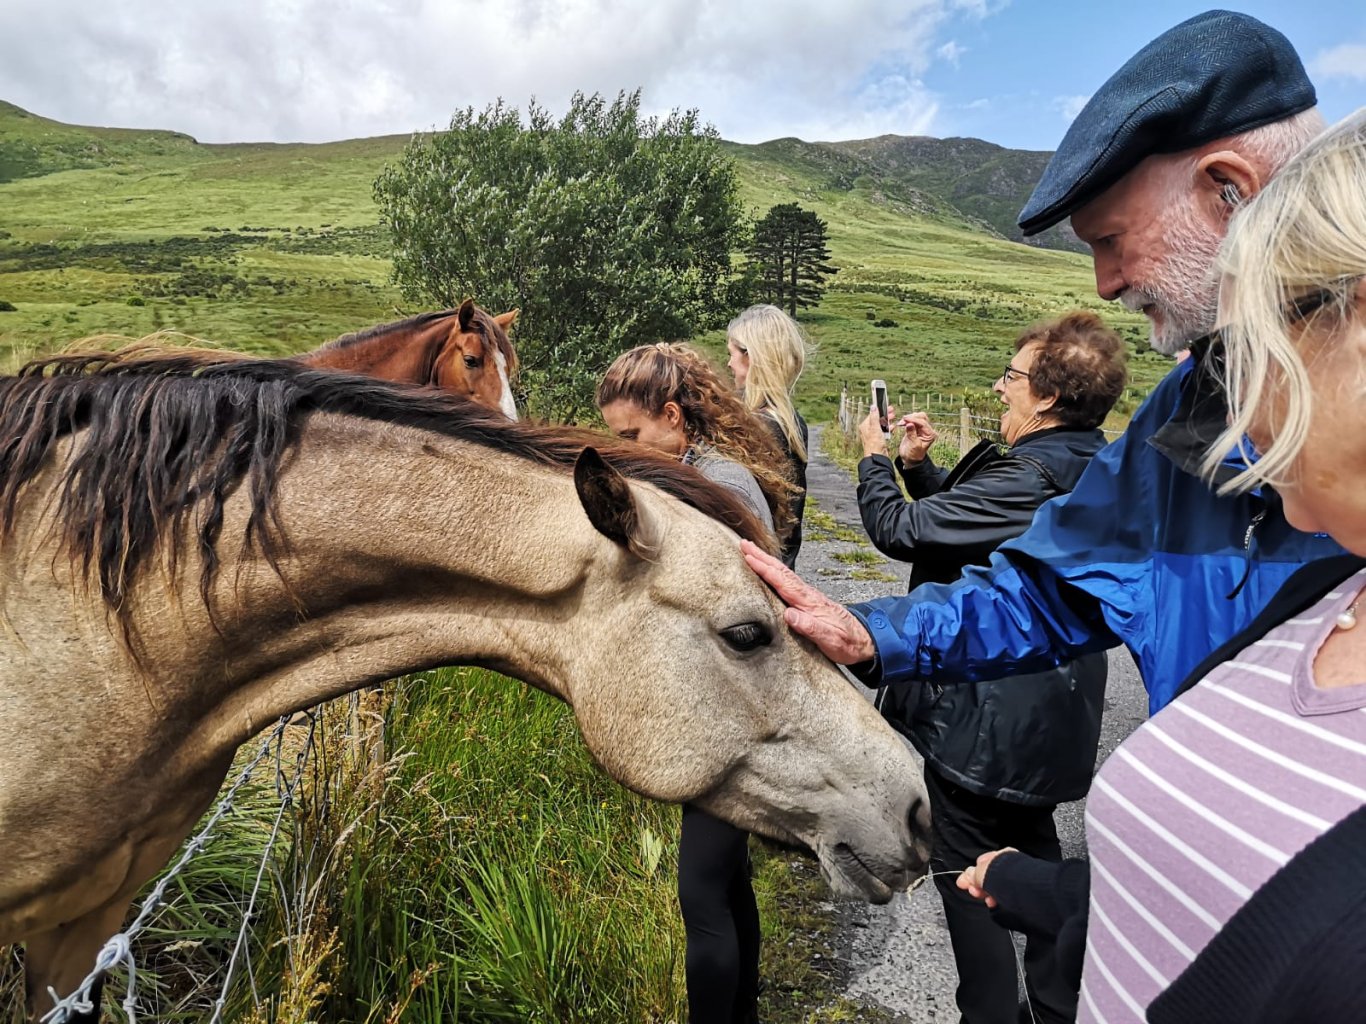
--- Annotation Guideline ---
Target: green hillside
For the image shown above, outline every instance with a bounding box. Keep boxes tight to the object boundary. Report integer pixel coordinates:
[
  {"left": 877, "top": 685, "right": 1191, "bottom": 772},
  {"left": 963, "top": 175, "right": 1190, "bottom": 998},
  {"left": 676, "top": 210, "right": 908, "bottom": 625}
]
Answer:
[{"left": 0, "top": 102, "right": 1167, "bottom": 421}]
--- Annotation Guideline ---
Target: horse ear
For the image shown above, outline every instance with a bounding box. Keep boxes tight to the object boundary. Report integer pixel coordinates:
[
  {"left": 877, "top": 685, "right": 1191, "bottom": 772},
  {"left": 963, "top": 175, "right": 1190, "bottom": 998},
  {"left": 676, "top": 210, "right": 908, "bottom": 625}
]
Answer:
[
  {"left": 493, "top": 308, "right": 519, "bottom": 330},
  {"left": 574, "top": 448, "right": 663, "bottom": 560},
  {"left": 457, "top": 298, "right": 476, "bottom": 331}
]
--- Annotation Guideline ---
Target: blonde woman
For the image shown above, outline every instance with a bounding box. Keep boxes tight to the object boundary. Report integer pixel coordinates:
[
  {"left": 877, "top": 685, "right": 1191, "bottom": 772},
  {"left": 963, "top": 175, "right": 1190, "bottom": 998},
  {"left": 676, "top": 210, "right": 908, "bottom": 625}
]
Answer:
[
  {"left": 960, "top": 109, "right": 1366, "bottom": 1024},
  {"left": 596, "top": 342, "right": 796, "bottom": 1024},
  {"left": 727, "top": 305, "right": 808, "bottom": 568}
]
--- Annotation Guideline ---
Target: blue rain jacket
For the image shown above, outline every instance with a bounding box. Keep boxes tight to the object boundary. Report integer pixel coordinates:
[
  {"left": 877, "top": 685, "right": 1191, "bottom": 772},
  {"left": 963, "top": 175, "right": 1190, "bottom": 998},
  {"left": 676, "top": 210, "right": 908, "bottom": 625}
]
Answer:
[{"left": 849, "top": 341, "right": 1346, "bottom": 714}]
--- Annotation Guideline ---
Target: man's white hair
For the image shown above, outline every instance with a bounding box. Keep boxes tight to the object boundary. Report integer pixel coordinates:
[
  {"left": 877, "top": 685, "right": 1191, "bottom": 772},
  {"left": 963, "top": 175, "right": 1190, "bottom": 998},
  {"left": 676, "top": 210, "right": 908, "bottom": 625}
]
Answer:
[{"left": 1234, "top": 107, "right": 1328, "bottom": 180}]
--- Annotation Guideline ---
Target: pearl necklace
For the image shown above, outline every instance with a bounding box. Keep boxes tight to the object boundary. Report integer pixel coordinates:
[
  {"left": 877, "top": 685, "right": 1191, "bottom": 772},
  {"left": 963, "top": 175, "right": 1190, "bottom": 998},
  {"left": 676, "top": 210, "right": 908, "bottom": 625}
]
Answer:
[{"left": 1337, "top": 594, "right": 1364, "bottom": 631}]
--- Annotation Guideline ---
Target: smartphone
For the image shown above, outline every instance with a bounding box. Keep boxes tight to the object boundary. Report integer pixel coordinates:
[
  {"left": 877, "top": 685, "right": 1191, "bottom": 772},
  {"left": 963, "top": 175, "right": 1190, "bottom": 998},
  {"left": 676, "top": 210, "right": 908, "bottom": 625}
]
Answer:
[{"left": 870, "top": 379, "right": 890, "bottom": 438}]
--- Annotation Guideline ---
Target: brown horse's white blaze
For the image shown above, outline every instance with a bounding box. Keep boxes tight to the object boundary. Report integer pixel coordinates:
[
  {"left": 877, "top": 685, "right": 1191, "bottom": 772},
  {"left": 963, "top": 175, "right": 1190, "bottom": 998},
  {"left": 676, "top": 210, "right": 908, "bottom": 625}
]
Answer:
[
  {"left": 0, "top": 353, "right": 928, "bottom": 1022},
  {"left": 300, "top": 299, "right": 520, "bottom": 418}
]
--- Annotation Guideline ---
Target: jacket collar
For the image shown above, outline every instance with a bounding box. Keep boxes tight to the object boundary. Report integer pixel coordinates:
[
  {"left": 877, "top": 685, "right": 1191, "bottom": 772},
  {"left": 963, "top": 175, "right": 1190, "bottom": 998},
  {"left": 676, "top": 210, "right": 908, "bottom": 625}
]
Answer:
[
  {"left": 1011, "top": 425, "right": 1103, "bottom": 449},
  {"left": 1146, "top": 335, "right": 1242, "bottom": 485}
]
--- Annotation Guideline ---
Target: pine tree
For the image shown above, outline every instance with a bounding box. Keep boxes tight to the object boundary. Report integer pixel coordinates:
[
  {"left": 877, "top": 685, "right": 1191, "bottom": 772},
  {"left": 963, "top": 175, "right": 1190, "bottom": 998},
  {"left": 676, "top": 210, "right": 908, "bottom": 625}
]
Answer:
[{"left": 746, "top": 203, "right": 838, "bottom": 316}]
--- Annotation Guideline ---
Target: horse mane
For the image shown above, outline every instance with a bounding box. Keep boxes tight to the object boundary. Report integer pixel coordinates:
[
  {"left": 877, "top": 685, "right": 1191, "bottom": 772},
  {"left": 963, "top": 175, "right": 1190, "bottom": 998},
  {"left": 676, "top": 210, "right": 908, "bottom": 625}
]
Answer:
[
  {"left": 312, "top": 307, "right": 520, "bottom": 376},
  {"left": 0, "top": 345, "right": 774, "bottom": 625}
]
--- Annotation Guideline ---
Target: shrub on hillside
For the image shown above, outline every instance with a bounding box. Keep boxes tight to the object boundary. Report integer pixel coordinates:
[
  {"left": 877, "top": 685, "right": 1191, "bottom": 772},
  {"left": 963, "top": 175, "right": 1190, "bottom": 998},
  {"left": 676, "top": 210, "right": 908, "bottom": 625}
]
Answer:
[
  {"left": 0, "top": 300, "right": 15, "bottom": 312},
  {"left": 374, "top": 89, "right": 746, "bottom": 421},
  {"left": 872, "top": 317, "right": 898, "bottom": 328}
]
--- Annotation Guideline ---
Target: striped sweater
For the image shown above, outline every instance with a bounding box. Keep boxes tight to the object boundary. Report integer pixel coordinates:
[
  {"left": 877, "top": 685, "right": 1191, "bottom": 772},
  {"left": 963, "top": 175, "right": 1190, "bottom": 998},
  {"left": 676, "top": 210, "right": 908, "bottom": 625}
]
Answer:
[{"left": 1079, "top": 568, "right": 1366, "bottom": 1022}]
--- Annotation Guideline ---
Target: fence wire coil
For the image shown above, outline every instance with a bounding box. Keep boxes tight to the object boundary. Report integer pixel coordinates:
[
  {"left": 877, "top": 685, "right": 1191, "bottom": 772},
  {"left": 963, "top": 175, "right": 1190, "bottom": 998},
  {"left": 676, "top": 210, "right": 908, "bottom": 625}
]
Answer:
[{"left": 42, "top": 714, "right": 305, "bottom": 1024}]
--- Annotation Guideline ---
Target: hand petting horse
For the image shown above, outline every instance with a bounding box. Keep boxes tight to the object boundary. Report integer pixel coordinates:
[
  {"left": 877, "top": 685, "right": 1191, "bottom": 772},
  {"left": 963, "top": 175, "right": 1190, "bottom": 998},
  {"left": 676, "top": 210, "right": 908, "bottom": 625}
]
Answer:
[
  {"left": 298, "top": 298, "right": 520, "bottom": 418},
  {"left": 0, "top": 344, "right": 930, "bottom": 1023}
]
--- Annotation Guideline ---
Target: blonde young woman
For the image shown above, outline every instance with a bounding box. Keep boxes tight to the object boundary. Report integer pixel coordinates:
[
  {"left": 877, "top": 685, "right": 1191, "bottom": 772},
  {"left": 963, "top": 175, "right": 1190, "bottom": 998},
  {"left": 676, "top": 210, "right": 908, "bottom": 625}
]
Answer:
[
  {"left": 727, "top": 305, "right": 808, "bottom": 568},
  {"left": 596, "top": 342, "right": 795, "bottom": 1024},
  {"left": 959, "top": 109, "right": 1366, "bottom": 1024}
]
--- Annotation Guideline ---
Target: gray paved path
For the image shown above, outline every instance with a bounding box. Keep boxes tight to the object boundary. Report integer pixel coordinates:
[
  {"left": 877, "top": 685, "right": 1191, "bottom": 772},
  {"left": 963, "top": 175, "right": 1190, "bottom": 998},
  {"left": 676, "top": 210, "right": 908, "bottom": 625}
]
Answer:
[{"left": 793, "top": 426, "right": 1148, "bottom": 1021}]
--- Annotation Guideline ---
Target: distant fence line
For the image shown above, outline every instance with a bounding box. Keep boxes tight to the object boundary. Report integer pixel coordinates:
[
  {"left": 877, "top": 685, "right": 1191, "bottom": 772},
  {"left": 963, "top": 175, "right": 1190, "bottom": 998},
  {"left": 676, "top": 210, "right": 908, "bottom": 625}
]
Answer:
[{"left": 836, "top": 386, "right": 1124, "bottom": 452}]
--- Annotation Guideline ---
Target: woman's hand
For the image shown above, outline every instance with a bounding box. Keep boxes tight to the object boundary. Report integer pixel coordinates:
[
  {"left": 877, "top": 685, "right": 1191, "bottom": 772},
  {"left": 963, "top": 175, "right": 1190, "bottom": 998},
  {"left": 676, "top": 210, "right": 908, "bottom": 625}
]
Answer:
[
  {"left": 955, "top": 847, "right": 1016, "bottom": 909},
  {"left": 859, "top": 405, "right": 890, "bottom": 458},
  {"left": 740, "top": 540, "right": 877, "bottom": 665},
  {"left": 897, "top": 412, "right": 937, "bottom": 465}
]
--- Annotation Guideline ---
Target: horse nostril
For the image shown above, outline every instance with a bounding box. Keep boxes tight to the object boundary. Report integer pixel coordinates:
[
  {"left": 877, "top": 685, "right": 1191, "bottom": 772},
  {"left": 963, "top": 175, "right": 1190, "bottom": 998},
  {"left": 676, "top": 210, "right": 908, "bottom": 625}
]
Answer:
[{"left": 907, "top": 793, "right": 931, "bottom": 836}]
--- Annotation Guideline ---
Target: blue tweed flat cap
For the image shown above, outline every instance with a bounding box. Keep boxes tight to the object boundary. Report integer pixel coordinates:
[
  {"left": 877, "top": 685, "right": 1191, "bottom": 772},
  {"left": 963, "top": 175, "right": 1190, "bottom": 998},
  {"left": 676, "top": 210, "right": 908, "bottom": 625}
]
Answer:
[{"left": 1018, "top": 10, "right": 1316, "bottom": 236}]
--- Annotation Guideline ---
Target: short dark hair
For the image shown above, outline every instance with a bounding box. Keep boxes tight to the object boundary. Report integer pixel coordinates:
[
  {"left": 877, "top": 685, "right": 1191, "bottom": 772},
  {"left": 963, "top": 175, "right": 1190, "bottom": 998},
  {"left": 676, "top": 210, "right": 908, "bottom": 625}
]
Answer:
[{"left": 1016, "top": 311, "right": 1128, "bottom": 430}]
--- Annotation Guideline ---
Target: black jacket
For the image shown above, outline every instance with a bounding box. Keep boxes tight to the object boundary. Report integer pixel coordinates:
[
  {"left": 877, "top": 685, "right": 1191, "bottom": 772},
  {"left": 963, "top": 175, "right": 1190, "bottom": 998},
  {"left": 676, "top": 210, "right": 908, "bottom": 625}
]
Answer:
[
  {"left": 764, "top": 409, "right": 807, "bottom": 569},
  {"left": 985, "top": 555, "right": 1366, "bottom": 1023},
  {"left": 857, "top": 427, "right": 1108, "bottom": 805}
]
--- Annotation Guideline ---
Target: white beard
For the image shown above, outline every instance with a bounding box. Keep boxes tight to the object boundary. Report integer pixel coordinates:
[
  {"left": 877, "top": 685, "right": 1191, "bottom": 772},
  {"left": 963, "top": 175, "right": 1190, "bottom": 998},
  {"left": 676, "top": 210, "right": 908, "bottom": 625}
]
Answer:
[{"left": 1119, "top": 204, "right": 1224, "bottom": 356}]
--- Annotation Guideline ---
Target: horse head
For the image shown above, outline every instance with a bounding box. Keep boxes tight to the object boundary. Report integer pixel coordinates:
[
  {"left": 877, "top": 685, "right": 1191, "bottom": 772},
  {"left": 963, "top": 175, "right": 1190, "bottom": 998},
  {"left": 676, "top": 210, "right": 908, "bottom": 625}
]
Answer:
[
  {"left": 567, "top": 447, "right": 931, "bottom": 901},
  {"left": 301, "top": 302, "right": 521, "bottom": 420},
  {"left": 430, "top": 299, "right": 520, "bottom": 420}
]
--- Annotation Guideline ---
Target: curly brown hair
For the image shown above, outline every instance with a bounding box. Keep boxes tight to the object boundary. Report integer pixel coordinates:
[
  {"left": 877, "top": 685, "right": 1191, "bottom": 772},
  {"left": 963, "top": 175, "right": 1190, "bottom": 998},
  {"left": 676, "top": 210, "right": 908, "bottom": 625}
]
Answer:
[
  {"left": 596, "top": 342, "right": 798, "bottom": 542},
  {"left": 1015, "top": 311, "right": 1129, "bottom": 430}
]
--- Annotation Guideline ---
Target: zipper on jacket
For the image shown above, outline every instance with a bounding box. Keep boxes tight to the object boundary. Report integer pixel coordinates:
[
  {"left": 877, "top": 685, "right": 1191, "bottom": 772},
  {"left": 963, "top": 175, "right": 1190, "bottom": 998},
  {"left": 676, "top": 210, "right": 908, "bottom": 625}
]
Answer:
[{"left": 1225, "top": 508, "right": 1268, "bottom": 600}]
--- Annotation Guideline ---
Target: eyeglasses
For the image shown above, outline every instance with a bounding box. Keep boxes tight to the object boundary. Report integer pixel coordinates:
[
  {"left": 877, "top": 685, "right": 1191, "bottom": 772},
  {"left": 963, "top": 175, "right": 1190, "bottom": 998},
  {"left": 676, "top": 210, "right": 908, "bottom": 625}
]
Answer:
[
  {"left": 1001, "top": 363, "right": 1032, "bottom": 385},
  {"left": 1281, "top": 276, "right": 1363, "bottom": 326}
]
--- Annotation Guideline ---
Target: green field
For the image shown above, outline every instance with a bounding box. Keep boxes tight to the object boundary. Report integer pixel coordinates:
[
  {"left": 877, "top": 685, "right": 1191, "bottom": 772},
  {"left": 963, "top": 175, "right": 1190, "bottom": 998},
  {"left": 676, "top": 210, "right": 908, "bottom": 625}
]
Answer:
[
  {"left": 0, "top": 101, "right": 1167, "bottom": 1022},
  {"left": 0, "top": 101, "right": 1171, "bottom": 420}
]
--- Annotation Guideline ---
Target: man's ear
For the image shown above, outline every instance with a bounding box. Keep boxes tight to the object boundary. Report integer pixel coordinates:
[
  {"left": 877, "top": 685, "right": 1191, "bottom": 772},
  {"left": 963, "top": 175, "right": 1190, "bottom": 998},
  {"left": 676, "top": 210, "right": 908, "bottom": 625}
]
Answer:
[{"left": 1195, "top": 151, "right": 1262, "bottom": 222}]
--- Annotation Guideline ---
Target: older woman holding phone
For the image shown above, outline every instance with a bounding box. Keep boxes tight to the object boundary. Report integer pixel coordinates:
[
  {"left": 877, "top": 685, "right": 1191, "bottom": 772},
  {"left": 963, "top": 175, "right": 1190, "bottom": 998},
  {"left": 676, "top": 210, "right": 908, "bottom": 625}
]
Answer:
[
  {"left": 855, "top": 312, "right": 1128, "bottom": 1024},
  {"left": 959, "top": 108, "right": 1366, "bottom": 1024}
]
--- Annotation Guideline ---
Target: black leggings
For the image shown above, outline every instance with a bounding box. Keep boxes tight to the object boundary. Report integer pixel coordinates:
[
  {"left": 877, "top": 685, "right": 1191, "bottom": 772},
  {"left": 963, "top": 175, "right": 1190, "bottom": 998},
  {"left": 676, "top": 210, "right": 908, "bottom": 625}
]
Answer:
[{"left": 678, "top": 804, "right": 761, "bottom": 1024}]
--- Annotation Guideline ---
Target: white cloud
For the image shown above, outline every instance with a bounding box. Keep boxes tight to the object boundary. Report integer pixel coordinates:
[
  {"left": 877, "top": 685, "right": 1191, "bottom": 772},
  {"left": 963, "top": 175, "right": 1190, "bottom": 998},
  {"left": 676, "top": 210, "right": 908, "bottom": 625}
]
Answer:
[
  {"left": 0, "top": 0, "right": 990, "bottom": 145},
  {"left": 937, "top": 40, "right": 966, "bottom": 66},
  {"left": 1310, "top": 43, "right": 1366, "bottom": 81},
  {"left": 1055, "top": 94, "right": 1089, "bottom": 122}
]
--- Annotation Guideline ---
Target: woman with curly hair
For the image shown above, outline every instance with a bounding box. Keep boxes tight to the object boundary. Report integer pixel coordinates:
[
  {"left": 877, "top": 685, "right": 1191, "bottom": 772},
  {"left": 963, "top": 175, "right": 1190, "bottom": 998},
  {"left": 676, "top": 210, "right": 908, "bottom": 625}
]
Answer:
[
  {"left": 597, "top": 341, "right": 796, "bottom": 549},
  {"left": 596, "top": 341, "right": 795, "bottom": 1024}
]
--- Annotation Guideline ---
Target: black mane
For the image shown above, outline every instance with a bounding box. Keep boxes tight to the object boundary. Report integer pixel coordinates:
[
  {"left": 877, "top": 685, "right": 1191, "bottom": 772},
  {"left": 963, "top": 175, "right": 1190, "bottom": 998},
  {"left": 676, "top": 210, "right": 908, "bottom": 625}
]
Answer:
[{"left": 0, "top": 348, "right": 772, "bottom": 626}]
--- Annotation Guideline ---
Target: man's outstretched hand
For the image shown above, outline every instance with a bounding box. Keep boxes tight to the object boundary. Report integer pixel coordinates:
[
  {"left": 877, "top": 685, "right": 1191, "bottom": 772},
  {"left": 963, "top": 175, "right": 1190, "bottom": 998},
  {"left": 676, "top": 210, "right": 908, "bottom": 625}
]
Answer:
[{"left": 740, "top": 539, "right": 877, "bottom": 665}]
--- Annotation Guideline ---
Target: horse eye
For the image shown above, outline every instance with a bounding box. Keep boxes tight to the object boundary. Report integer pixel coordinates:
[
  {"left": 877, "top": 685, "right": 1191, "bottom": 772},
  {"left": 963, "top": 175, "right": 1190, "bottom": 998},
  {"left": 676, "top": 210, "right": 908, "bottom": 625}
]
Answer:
[
  {"left": 464, "top": 355, "right": 481, "bottom": 369},
  {"left": 719, "top": 622, "right": 772, "bottom": 652}
]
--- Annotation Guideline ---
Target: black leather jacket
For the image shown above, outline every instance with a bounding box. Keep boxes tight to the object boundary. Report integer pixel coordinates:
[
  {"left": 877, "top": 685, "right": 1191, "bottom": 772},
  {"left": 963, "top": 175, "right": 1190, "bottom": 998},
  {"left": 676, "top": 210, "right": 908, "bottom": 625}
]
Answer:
[{"left": 856, "top": 427, "right": 1108, "bottom": 805}]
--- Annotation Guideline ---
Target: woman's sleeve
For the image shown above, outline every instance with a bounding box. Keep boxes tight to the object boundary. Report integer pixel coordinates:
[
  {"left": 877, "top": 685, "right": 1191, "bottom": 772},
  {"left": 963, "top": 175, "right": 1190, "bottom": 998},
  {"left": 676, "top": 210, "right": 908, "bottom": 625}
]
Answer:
[
  {"left": 984, "top": 853, "right": 1090, "bottom": 990},
  {"left": 856, "top": 453, "right": 1050, "bottom": 562}
]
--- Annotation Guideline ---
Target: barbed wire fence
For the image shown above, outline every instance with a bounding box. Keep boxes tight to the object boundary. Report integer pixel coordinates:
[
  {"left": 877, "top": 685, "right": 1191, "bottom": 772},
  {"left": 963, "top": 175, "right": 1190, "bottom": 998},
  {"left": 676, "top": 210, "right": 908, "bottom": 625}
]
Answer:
[{"left": 23, "top": 691, "right": 385, "bottom": 1024}]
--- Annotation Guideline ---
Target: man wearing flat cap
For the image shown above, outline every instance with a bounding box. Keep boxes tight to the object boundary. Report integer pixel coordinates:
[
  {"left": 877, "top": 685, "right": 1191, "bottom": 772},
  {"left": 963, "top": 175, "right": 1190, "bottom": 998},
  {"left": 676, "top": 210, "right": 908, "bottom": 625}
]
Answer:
[{"left": 747, "top": 8, "right": 1342, "bottom": 714}]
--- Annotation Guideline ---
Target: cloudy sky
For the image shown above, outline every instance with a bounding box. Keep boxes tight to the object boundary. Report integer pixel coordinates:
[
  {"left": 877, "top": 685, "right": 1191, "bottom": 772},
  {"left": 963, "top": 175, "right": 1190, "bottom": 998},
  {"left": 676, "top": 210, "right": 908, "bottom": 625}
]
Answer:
[{"left": 1, "top": 0, "right": 1360, "bottom": 150}]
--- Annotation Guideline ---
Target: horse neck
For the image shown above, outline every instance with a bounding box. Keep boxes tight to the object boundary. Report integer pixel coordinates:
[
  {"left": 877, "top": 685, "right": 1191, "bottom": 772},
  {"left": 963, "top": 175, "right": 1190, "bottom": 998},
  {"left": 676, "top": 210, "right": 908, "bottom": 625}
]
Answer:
[
  {"left": 302, "top": 325, "right": 442, "bottom": 384},
  {"left": 146, "top": 415, "right": 601, "bottom": 752}
]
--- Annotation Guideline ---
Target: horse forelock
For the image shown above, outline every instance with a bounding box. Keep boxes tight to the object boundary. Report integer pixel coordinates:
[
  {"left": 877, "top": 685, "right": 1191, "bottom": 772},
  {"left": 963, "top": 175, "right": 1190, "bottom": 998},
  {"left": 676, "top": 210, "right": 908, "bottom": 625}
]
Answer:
[{"left": 0, "top": 346, "right": 772, "bottom": 622}]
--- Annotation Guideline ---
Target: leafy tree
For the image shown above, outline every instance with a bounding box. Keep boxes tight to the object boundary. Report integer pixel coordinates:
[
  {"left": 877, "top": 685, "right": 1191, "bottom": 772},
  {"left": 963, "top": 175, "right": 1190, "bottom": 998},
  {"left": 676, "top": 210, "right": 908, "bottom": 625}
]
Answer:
[
  {"left": 746, "top": 203, "right": 838, "bottom": 317},
  {"left": 374, "top": 90, "right": 746, "bottom": 421}
]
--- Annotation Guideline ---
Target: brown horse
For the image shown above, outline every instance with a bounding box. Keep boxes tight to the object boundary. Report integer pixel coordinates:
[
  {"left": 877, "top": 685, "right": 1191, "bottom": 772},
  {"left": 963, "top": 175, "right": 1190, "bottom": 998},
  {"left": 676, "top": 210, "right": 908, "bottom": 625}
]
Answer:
[
  {"left": 298, "top": 299, "right": 520, "bottom": 418},
  {"left": 0, "top": 346, "right": 929, "bottom": 1022}
]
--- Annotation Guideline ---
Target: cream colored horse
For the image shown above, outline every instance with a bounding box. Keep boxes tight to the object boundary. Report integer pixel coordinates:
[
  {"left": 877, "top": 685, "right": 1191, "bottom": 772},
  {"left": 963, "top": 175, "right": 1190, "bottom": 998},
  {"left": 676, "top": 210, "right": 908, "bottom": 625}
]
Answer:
[{"left": 0, "top": 349, "right": 928, "bottom": 1022}]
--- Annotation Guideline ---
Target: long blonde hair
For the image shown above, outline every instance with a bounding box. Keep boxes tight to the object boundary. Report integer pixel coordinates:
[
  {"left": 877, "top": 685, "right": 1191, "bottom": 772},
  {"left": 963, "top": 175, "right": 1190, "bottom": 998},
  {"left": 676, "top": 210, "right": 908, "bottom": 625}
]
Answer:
[
  {"left": 1205, "top": 107, "right": 1366, "bottom": 492},
  {"left": 728, "top": 305, "right": 808, "bottom": 462},
  {"left": 596, "top": 342, "right": 798, "bottom": 540}
]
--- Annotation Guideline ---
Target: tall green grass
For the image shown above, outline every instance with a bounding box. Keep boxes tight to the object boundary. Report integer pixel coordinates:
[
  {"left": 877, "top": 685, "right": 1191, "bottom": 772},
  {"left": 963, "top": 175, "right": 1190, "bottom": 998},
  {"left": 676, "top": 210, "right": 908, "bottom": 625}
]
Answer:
[{"left": 1, "top": 670, "right": 690, "bottom": 1023}]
